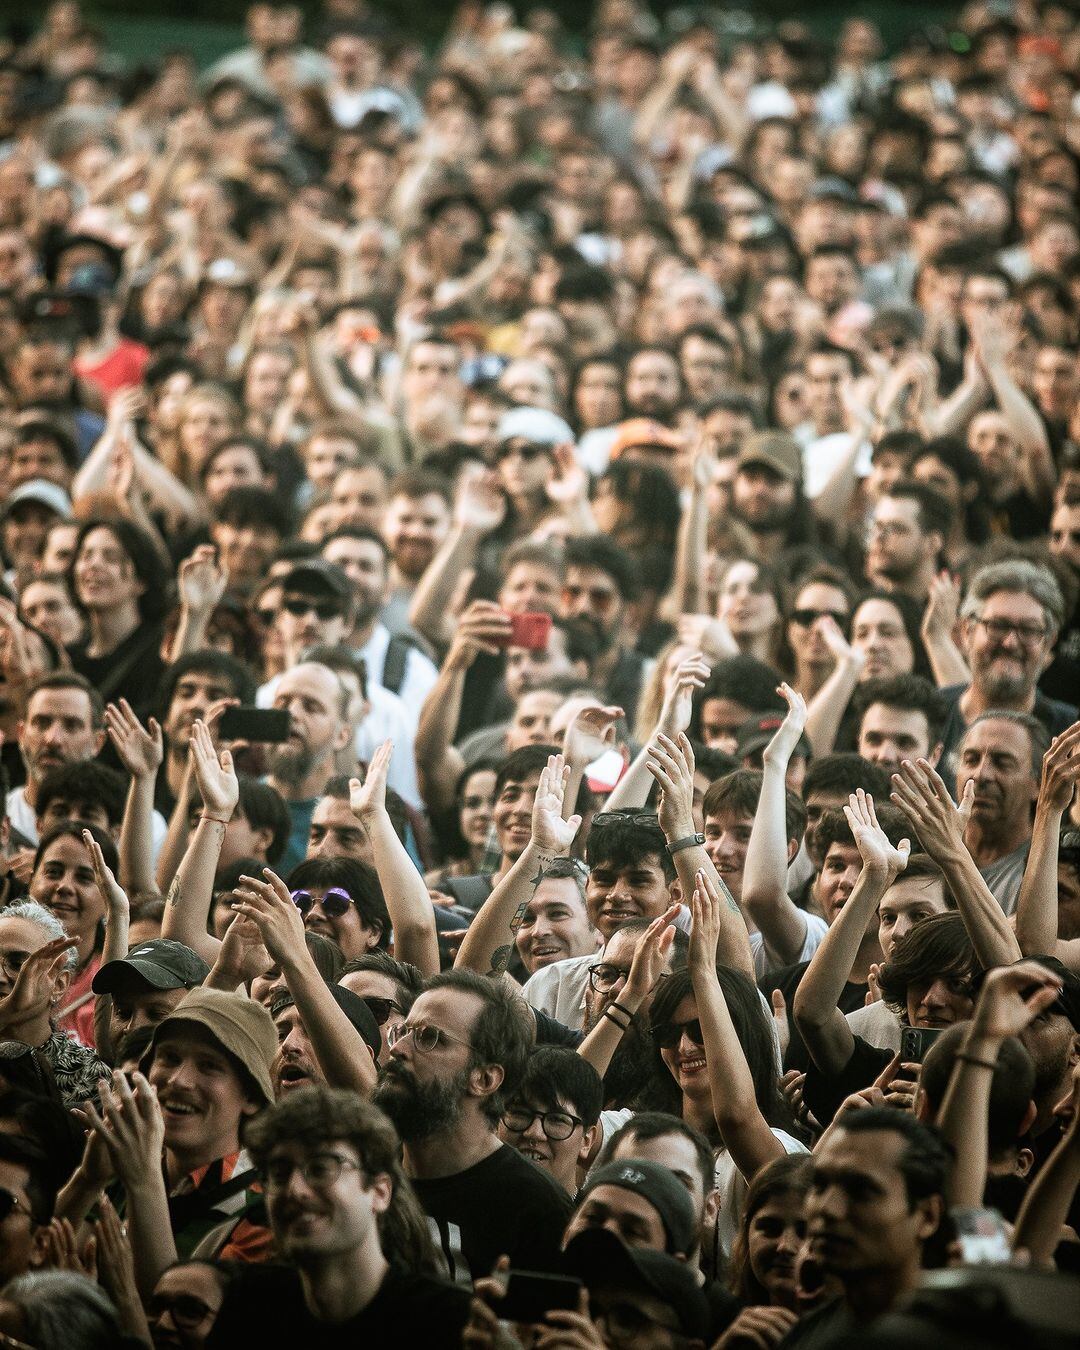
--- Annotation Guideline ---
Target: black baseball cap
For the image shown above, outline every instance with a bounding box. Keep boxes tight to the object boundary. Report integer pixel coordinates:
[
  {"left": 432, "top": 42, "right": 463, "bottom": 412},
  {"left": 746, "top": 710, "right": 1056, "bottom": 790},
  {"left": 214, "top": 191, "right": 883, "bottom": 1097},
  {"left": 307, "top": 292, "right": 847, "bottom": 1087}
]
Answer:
[
  {"left": 330, "top": 985, "right": 382, "bottom": 1061},
  {"left": 93, "top": 940, "right": 210, "bottom": 996},
  {"left": 576, "top": 1159, "right": 698, "bottom": 1257},
  {"left": 282, "top": 560, "right": 352, "bottom": 609},
  {"left": 562, "top": 1228, "right": 709, "bottom": 1340}
]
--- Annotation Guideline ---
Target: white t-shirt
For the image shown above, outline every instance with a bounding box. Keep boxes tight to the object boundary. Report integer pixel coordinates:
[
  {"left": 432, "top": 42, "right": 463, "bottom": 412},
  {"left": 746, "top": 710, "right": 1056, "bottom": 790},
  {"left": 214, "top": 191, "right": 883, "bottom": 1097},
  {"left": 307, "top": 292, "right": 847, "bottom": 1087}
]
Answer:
[
  {"left": 713, "top": 1129, "right": 809, "bottom": 1261},
  {"left": 523, "top": 953, "right": 595, "bottom": 1032},
  {"left": 6, "top": 785, "right": 168, "bottom": 864},
  {"left": 356, "top": 623, "right": 438, "bottom": 726},
  {"left": 749, "top": 912, "right": 829, "bottom": 979},
  {"left": 845, "top": 999, "right": 901, "bottom": 1052}
]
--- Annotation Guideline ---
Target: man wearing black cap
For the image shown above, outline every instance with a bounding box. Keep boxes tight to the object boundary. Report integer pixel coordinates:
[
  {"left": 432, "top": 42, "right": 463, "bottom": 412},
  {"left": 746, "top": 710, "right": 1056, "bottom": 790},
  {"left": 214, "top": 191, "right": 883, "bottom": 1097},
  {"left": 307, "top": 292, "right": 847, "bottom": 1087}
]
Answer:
[
  {"left": 562, "top": 1158, "right": 699, "bottom": 1259},
  {"left": 270, "top": 987, "right": 380, "bottom": 1099},
  {"left": 92, "top": 937, "right": 210, "bottom": 1061},
  {"left": 275, "top": 560, "right": 355, "bottom": 673}
]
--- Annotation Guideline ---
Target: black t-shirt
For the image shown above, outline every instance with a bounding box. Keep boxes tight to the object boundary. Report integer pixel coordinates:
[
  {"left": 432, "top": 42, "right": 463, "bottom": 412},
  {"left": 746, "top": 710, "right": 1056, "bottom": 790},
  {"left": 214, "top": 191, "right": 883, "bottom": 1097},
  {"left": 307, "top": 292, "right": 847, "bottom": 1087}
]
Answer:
[
  {"left": 802, "top": 1035, "right": 892, "bottom": 1125},
  {"left": 413, "top": 1142, "right": 573, "bottom": 1282},
  {"left": 68, "top": 621, "right": 166, "bottom": 720},
  {"left": 208, "top": 1263, "right": 470, "bottom": 1350},
  {"left": 758, "top": 962, "right": 868, "bottom": 1072}
]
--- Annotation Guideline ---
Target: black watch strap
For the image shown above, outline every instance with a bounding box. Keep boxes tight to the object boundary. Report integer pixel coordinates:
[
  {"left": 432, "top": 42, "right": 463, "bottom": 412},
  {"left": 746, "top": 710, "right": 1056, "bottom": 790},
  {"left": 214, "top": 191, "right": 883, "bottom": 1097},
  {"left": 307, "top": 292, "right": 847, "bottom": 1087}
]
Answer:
[{"left": 666, "top": 832, "right": 705, "bottom": 856}]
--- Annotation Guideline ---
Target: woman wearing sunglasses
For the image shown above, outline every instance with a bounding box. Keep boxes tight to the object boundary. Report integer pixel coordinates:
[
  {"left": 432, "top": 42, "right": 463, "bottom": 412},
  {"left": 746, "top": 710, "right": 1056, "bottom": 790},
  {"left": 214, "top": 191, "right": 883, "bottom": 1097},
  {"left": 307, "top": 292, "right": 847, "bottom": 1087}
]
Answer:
[
  {"left": 646, "top": 871, "right": 806, "bottom": 1264},
  {"left": 285, "top": 857, "right": 390, "bottom": 962}
]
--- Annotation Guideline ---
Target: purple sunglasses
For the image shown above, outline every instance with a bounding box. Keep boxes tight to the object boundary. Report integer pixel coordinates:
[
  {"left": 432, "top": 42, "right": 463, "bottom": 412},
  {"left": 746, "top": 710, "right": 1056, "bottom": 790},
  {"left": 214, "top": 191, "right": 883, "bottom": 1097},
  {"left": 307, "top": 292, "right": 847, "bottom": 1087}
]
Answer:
[{"left": 290, "top": 886, "right": 352, "bottom": 918}]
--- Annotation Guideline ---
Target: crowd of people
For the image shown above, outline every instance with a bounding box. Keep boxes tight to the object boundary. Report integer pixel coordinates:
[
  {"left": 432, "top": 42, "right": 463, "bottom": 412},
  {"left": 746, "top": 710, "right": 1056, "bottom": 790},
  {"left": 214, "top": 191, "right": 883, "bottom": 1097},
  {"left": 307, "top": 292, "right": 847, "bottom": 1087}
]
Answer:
[{"left": 0, "top": 0, "right": 1079, "bottom": 1345}]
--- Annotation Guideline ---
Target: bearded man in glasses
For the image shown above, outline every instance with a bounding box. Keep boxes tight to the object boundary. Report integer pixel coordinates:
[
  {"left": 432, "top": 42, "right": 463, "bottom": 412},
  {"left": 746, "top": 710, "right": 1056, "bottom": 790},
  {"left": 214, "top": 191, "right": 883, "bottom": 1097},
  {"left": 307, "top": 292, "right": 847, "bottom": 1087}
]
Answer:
[{"left": 372, "top": 968, "right": 572, "bottom": 1280}]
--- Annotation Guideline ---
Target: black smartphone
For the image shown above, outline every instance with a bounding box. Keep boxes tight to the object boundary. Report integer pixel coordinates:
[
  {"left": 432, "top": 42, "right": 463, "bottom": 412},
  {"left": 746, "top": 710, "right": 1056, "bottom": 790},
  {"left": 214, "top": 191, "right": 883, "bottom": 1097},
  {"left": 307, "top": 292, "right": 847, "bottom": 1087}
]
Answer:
[
  {"left": 218, "top": 706, "right": 290, "bottom": 743},
  {"left": 499, "top": 1271, "right": 583, "bottom": 1325},
  {"left": 900, "top": 1026, "right": 944, "bottom": 1063}
]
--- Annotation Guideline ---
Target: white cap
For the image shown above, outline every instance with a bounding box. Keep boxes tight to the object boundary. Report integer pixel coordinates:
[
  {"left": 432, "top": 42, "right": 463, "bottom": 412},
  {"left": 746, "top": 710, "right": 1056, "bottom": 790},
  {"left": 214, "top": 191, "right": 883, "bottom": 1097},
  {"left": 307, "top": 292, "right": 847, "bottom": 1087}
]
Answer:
[
  {"left": 496, "top": 406, "right": 574, "bottom": 447},
  {"left": 1, "top": 479, "right": 72, "bottom": 520}
]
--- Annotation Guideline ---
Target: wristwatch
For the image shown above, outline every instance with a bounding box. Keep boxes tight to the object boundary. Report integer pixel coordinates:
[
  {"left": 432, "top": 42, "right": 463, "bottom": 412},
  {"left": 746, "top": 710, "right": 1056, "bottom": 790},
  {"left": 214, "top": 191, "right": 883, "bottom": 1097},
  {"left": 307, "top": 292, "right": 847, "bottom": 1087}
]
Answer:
[{"left": 666, "top": 832, "right": 705, "bottom": 856}]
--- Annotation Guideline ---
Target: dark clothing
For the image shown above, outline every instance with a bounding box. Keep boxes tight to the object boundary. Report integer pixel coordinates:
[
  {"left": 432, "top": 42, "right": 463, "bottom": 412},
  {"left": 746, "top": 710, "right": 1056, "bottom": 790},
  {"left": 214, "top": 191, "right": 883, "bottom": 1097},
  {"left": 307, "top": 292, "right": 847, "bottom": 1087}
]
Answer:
[
  {"left": 440, "top": 872, "right": 494, "bottom": 913},
  {"left": 605, "top": 645, "right": 648, "bottom": 728},
  {"left": 937, "top": 683, "right": 1078, "bottom": 778},
  {"left": 412, "top": 1142, "right": 572, "bottom": 1282},
  {"left": 68, "top": 621, "right": 166, "bottom": 720},
  {"left": 759, "top": 961, "right": 867, "bottom": 1071},
  {"left": 208, "top": 1263, "right": 471, "bottom": 1350},
  {"left": 803, "top": 1035, "right": 892, "bottom": 1126},
  {"left": 533, "top": 1008, "right": 584, "bottom": 1048},
  {"left": 780, "top": 1297, "right": 857, "bottom": 1348}
]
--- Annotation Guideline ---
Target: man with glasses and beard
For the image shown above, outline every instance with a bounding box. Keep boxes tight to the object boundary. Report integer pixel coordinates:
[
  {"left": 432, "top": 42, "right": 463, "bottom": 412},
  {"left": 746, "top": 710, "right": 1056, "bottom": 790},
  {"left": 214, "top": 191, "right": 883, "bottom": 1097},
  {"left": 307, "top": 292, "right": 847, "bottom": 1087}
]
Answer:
[
  {"left": 372, "top": 968, "right": 571, "bottom": 1281},
  {"left": 560, "top": 536, "right": 646, "bottom": 727},
  {"left": 938, "top": 559, "right": 1076, "bottom": 767},
  {"left": 266, "top": 662, "right": 354, "bottom": 871}
]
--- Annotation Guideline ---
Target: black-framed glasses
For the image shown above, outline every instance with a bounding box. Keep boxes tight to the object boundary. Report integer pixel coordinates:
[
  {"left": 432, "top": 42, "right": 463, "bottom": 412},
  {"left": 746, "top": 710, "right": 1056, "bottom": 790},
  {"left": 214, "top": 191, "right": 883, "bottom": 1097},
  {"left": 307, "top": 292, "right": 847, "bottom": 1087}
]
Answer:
[
  {"left": 652, "top": 1017, "right": 704, "bottom": 1049},
  {"left": 975, "top": 617, "right": 1048, "bottom": 646},
  {"left": 386, "top": 1021, "right": 473, "bottom": 1053},
  {"left": 282, "top": 596, "right": 344, "bottom": 621},
  {"left": 588, "top": 962, "right": 631, "bottom": 993},
  {"left": 362, "top": 996, "right": 403, "bottom": 1026},
  {"left": 262, "top": 1150, "right": 360, "bottom": 1193},
  {"left": 501, "top": 1105, "right": 583, "bottom": 1141},
  {"left": 0, "top": 1187, "right": 27, "bottom": 1225},
  {"left": 591, "top": 811, "right": 659, "bottom": 830},
  {"left": 148, "top": 1292, "right": 221, "bottom": 1330},
  {"left": 791, "top": 608, "right": 848, "bottom": 628},
  {"left": 291, "top": 887, "right": 352, "bottom": 918}
]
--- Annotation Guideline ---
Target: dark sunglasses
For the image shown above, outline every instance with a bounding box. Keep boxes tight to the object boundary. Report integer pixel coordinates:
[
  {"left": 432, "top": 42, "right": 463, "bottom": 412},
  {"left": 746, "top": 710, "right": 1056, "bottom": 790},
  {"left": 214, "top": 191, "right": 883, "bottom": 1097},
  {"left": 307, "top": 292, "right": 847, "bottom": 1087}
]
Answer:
[
  {"left": 362, "top": 996, "right": 403, "bottom": 1026},
  {"left": 497, "top": 440, "right": 551, "bottom": 463},
  {"left": 592, "top": 811, "right": 658, "bottom": 829},
  {"left": 652, "top": 1018, "right": 704, "bottom": 1049},
  {"left": 291, "top": 886, "right": 352, "bottom": 918},
  {"left": 282, "top": 596, "right": 343, "bottom": 621},
  {"left": 791, "top": 608, "right": 848, "bottom": 628},
  {"left": 148, "top": 1293, "right": 219, "bottom": 1330}
]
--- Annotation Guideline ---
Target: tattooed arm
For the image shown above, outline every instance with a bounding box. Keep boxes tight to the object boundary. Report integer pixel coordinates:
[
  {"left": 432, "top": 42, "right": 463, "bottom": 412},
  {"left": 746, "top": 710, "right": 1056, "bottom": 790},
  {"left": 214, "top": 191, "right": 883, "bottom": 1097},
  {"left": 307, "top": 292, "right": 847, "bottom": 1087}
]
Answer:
[
  {"left": 159, "top": 721, "right": 238, "bottom": 965},
  {"left": 454, "top": 755, "right": 582, "bottom": 977}
]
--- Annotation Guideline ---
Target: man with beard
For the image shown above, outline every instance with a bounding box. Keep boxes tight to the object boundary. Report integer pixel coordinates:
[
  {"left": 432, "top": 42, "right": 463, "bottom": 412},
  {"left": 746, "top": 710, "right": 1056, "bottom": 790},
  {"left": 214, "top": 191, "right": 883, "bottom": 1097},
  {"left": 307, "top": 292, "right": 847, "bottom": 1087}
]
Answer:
[
  {"left": 622, "top": 345, "right": 683, "bottom": 425},
  {"left": 864, "top": 481, "right": 948, "bottom": 603},
  {"left": 372, "top": 968, "right": 572, "bottom": 1281},
  {"left": 7, "top": 673, "right": 105, "bottom": 846},
  {"left": 729, "top": 431, "right": 820, "bottom": 564},
  {"left": 157, "top": 651, "right": 256, "bottom": 816},
  {"left": 320, "top": 526, "right": 437, "bottom": 708},
  {"left": 560, "top": 536, "right": 646, "bottom": 725},
  {"left": 270, "top": 988, "right": 381, "bottom": 1099},
  {"left": 954, "top": 712, "right": 1047, "bottom": 914},
  {"left": 379, "top": 469, "right": 452, "bottom": 637},
  {"left": 267, "top": 662, "right": 353, "bottom": 872},
  {"left": 938, "top": 559, "right": 1076, "bottom": 766}
]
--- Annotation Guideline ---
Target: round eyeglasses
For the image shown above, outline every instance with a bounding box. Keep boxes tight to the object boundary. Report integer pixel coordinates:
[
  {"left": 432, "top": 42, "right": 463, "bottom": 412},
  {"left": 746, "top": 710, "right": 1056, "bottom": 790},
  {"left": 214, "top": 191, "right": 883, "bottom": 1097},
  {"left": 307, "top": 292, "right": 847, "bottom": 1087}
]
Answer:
[
  {"left": 291, "top": 886, "right": 352, "bottom": 918},
  {"left": 501, "top": 1106, "right": 583, "bottom": 1141}
]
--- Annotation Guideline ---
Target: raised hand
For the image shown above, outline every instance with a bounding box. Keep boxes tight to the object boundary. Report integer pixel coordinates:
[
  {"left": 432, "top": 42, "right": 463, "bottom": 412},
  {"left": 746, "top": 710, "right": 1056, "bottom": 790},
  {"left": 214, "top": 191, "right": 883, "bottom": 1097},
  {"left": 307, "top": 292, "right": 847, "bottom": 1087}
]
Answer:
[
  {"left": 563, "top": 703, "right": 623, "bottom": 768},
  {"left": 447, "top": 600, "right": 513, "bottom": 668},
  {"left": 689, "top": 868, "right": 727, "bottom": 972},
  {"left": 349, "top": 739, "right": 392, "bottom": 824},
  {"left": 922, "top": 570, "right": 962, "bottom": 643},
  {"left": 971, "top": 960, "right": 1063, "bottom": 1041},
  {"left": 657, "top": 652, "right": 710, "bottom": 739},
  {"left": 83, "top": 828, "right": 128, "bottom": 921},
  {"left": 454, "top": 468, "right": 506, "bottom": 534},
  {"left": 544, "top": 443, "right": 589, "bottom": 507},
  {"left": 676, "top": 613, "right": 737, "bottom": 661},
  {"left": 712, "top": 1306, "right": 798, "bottom": 1350},
  {"left": 1037, "top": 721, "right": 1080, "bottom": 814},
  {"left": 213, "top": 910, "right": 273, "bottom": 987},
  {"left": 190, "top": 718, "right": 238, "bottom": 821},
  {"left": 85, "top": 1071, "right": 166, "bottom": 1192},
  {"left": 0, "top": 937, "right": 76, "bottom": 1032},
  {"left": 762, "top": 682, "right": 808, "bottom": 768},
  {"left": 623, "top": 904, "right": 679, "bottom": 1002},
  {"left": 531, "top": 754, "right": 581, "bottom": 856},
  {"left": 645, "top": 732, "right": 697, "bottom": 839},
  {"left": 105, "top": 699, "right": 163, "bottom": 780},
  {"left": 178, "top": 544, "right": 228, "bottom": 615},
  {"left": 231, "top": 868, "right": 307, "bottom": 967},
  {"left": 889, "top": 758, "right": 971, "bottom": 863},
  {"left": 94, "top": 1194, "right": 151, "bottom": 1343},
  {"left": 818, "top": 615, "right": 862, "bottom": 671},
  {"left": 843, "top": 789, "right": 910, "bottom": 877}
]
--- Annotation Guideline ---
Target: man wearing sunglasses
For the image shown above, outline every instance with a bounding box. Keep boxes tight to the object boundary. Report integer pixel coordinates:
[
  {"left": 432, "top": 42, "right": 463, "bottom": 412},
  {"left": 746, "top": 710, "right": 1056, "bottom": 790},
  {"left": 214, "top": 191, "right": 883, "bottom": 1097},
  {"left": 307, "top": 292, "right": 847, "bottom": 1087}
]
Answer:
[
  {"left": 496, "top": 1045, "right": 602, "bottom": 1195},
  {"left": 372, "top": 968, "right": 572, "bottom": 1280},
  {"left": 274, "top": 561, "right": 354, "bottom": 670},
  {"left": 0, "top": 1133, "right": 53, "bottom": 1286}
]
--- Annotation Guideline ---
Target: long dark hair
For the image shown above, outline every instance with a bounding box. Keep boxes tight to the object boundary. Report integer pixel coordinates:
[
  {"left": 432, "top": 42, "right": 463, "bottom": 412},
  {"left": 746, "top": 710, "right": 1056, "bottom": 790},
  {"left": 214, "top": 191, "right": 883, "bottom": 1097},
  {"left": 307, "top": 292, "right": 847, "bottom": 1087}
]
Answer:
[
  {"left": 648, "top": 967, "right": 787, "bottom": 1134},
  {"left": 72, "top": 516, "right": 172, "bottom": 622},
  {"left": 729, "top": 1153, "right": 812, "bottom": 1303}
]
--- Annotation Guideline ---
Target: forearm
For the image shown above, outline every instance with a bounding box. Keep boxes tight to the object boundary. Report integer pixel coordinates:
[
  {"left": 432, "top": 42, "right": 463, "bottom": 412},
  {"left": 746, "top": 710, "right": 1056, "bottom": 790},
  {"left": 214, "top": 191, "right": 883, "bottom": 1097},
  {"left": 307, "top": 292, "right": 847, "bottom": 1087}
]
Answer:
[
  {"left": 301, "top": 330, "right": 367, "bottom": 422},
  {"left": 284, "top": 955, "right": 377, "bottom": 1095},
  {"left": 742, "top": 760, "right": 808, "bottom": 964},
  {"left": 366, "top": 813, "right": 440, "bottom": 975},
  {"left": 166, "top": 604, "right": 212, "bottom": 663},
  {"left": 672, "top": 845, "right": 753, "bottom": 979},
  {"left": 119, "top": 777, "right": 157, "bottom": 898},
  {"left": 928, "top": 376, "right": 987, "bottom": 437},
  {"left": 939, "top": 848, "right": 1021, "bottom": 967},
  {"left": 1015, "top": 806, "right": 1064, "bottom": 957},
  {"left": 455, "top": 840, "right": 555, "bottom": 975},
  {"left": 155, "top": 766, "right": 194, "bottom": 893},
  {"left": 670, "top": 486, "right": 708, "bottom": 616},
  {"left": 125, "top": 1178, "right": 178, "bottom": 1300},
  {"left": 810, "top": 434, "right": 866, "bottom": 524},
  {"left": 605, "top": 747, "right": 654, "bottom": 812},
  {"left": 55, "top": 1164, "right": 107, "bottom": 1226},
  {"left": 160, "top": 817, "right": 226, "bottom": 964},
  {"left": 415, "top": 663, "right": 467, "bottom": 813},
  {"left": 577, "top": 982, "right": 649, "bottom": 1082},
  {"left": 408, "top": 526, "right": 481, "bottom": 645},
  {"left": 937, "top": 1027, "right": 996, "bottom": 1208},
  {"left": 695, "top": 964, "right": 784, "bottom": 1177},
  {"left": 804, "top": 658, "right": 861, "bottom": 759},
  {"left": 921, "top": 628, "right": 971, "bottom": 687},
  {"left": 794, "top": 868, "right": 887, "bottom": 1070},
  {"left": 1014, "top": 1133, "right": 1080, "bottom": 1267}
]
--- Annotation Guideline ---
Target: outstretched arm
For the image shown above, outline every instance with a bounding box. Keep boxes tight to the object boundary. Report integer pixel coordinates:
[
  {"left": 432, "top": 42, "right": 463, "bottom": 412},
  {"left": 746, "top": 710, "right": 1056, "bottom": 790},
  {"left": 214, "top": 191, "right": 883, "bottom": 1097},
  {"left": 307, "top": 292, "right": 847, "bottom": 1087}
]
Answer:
[
  {"left": 454, "top": 754, "right": 581, "bottom": 977},
  {"left": 794, "top": 792, "right": 909, "bottom": 1075},
  {"left": 166, "top": 546, "right": 228, "bottom": 662},
  {"left": 159, "top": 721, "right": 238, "bottom": 965},
  {"left": 85, "top": 831, "right": 131, "bottom": 1064},
  {"left": 693, "top": 869, "right": 786, "bottom": 1179},
  {"left": 105, "top": 699, "right": 164, "bottom": 899},
  {"left": 742, "top": 683, "right": 812, "bottom": 965},
  {"left": 1016, "top": 724, "right": 1080, "bottom": 967},
  {"left": 890, "top": 758, "right": 1020, "bottom": 968},
  {"left": 350, "top": 741, "right": 439, "bottom": 976},
  {"left": 607, "top": 653, "right": 709, "bottom": 812}
]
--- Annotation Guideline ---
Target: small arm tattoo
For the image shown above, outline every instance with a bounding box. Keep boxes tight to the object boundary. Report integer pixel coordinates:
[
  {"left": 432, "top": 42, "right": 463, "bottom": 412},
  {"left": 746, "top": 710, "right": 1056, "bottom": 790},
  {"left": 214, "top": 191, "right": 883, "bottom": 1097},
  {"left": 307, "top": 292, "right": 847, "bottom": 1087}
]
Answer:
[{"left": 165, "top": 874, "right": 182, "bottom": 909}]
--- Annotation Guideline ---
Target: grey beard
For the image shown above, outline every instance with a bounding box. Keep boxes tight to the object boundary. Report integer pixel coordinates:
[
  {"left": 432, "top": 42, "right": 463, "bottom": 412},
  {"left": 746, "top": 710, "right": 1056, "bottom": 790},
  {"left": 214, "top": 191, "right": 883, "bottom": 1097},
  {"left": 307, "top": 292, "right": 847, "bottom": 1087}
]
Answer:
[
  {"left": 976, "top": 662, "right": 1031, "bottom": 703},
  {"left": 268, "top": 743, "right": 318, "bottom": 790}
]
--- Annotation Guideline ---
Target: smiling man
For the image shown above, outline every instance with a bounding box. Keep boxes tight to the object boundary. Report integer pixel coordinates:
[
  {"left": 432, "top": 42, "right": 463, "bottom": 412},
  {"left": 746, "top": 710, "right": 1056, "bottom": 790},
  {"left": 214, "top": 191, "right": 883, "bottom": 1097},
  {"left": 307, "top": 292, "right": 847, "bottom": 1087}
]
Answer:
[
  {"left": 514, "top": 858, "right": 601, "bottom": 976},
  {"left": 496, "top": 1046, "right": 602, "bottom": 1195}
]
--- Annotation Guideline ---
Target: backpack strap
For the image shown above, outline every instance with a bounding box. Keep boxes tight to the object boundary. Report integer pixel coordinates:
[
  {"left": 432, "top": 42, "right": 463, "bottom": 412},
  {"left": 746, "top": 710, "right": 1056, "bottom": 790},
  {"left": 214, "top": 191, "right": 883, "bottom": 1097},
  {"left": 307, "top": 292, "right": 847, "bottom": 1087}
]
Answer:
[{"left": 382, "top": 634, "right": 412, "bottom": 695}]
